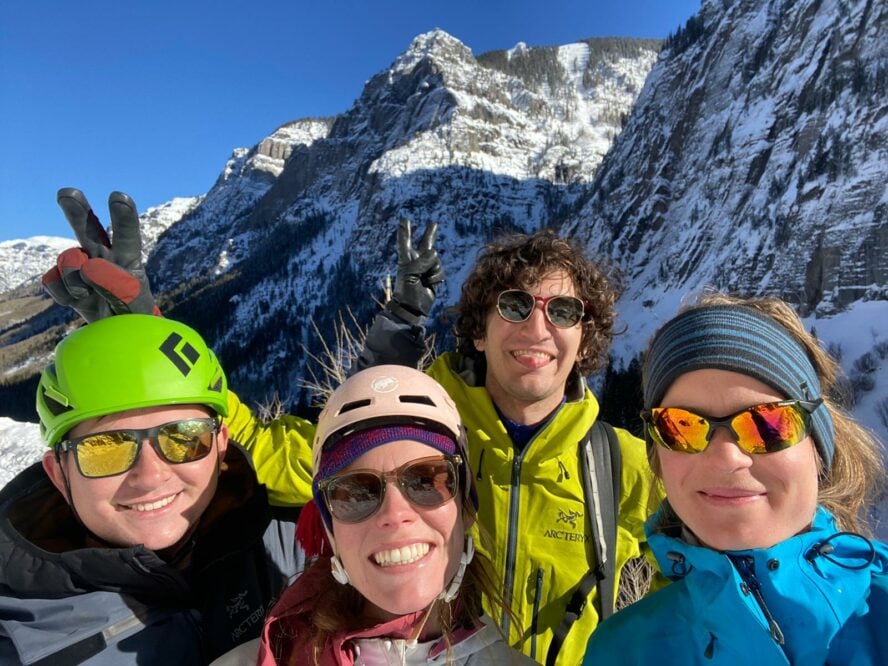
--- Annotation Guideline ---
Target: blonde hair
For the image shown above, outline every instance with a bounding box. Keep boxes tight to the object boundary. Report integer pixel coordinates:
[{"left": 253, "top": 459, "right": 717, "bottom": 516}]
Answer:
[{"left": 648, "top": 292, "right": 886, "bottom": 535}]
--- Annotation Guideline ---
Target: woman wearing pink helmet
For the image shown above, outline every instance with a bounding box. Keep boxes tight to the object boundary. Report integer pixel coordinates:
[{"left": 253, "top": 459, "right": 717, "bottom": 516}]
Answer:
[{"left": 256, "top": 365, "right": 532, "bottom": 665}]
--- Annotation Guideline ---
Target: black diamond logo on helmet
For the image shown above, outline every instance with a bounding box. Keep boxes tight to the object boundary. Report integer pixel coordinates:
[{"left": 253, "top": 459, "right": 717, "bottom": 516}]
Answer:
[{"left": 159, "top": 333, "right": 200, "bottom": 376}]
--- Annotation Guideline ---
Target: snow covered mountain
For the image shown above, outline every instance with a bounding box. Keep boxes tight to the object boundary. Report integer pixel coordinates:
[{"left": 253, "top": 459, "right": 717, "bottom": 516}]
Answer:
[
  {"left": 150, "top": 32, "right": 658, "bottom": 299},
  {"left": 566, "top": 0, "right": 887, "bottom": 355},
  {"left": 1, "top": 5, "right": 885, "bottom": 452},
  {"left": 0, "top": 237, "right": 78, "bottom": 293},
  {"left": 141, "top": 31, "right": 660, "bottom": 401},
  {"left": 0, "top": 196, "right": 202, "bottom": 298},
  {"left": 137, "top": 196, "right": 205, "bottom": 258},
  {"left": 146, "top": 118, "right": 333, "bottom": 290},
  {"left": 564, "top": 0, "right": 887, "bottom": 440}
]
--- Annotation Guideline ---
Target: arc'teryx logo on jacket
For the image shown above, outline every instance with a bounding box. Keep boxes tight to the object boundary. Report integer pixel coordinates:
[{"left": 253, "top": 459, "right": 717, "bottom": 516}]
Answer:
[{"left": 556, "top": 508, "right": 582, "bottom": 529}]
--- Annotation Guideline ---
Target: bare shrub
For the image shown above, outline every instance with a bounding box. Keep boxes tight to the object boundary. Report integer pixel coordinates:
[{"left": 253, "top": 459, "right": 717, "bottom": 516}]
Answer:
[
  {"left": 826, "top": 341, "right": 843, "bottom": 364},
  {"left": 299, "top": 307, "right": 370, "bottom": 407},
  {"left": 853, "top": 351, "right": 879, "bottom": 376},
  {"left": 616, "top": 555, "right": 654, "bottom": 610},
  {"left": 255, "top": 393, "right": 288, "bottom": 425}
]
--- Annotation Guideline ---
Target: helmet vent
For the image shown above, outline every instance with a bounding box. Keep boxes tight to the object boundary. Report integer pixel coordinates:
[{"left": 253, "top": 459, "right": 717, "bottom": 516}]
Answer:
[
  {"left": 339, "top": 399, "right": 372, "bottom": 414},
  {"left": 399, "top": 395, "right": 436, "bottom": 407},
  {"left": 40, "top": 387, "right": 74, "bottom": 417}
]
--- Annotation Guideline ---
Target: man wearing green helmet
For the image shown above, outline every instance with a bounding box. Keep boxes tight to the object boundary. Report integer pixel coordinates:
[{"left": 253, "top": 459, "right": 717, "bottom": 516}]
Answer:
[{"left": 0, "top": 314, "right": 302, "bottom": 664}]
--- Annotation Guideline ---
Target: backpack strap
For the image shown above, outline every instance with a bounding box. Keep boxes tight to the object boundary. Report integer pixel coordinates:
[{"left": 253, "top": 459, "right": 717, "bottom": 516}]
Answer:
[{"left": 545, "top": 420, "right": 622, "bottom": 666}]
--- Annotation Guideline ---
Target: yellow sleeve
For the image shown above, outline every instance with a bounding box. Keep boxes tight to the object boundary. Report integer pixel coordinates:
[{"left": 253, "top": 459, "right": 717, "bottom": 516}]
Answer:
[
  {"left": 224, "top": 390, "right": 315, "bottom": 507},
  {"left": 615, "top": 429, "right": 670, "bottom": 596},
  {"left": 615, "top": 429, "right": 658, "bottom": 546}
]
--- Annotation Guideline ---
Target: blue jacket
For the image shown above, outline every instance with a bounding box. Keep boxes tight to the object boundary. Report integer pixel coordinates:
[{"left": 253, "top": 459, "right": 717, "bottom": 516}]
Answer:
[
  {"left": 583, "top": 505, "right": 888, "bottom": 665},
  {"left": 0, "top": 445, "right": 302, "bottom": 665}
]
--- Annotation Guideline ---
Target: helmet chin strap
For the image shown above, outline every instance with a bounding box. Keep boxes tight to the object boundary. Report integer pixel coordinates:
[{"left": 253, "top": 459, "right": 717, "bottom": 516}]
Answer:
[
  {"left": 440, "top": 535, "right": 474, "bottom": 603},
  {"left": 330, "top": 552, "right": 351, "bottom": 585},
  {"left": 55, "top": 450, "right": 86, "bottom": 528},
  {"left": 326, "top": 528, "right": 352, "bottom": 585}
]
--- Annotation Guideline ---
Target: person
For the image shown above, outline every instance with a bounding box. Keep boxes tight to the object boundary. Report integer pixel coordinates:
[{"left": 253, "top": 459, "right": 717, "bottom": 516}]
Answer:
[
  {"left": 253, "top": 364, "right": 533, "bottom": 665},
  {"left": 43, "top": 190, "right": 659, "bottom": 665},
  {"left": 40, "top": 187, "right": 318, "bottom": 508},
  {"left": 582, "top": 293, "right": 888, "bottom": 665},
  {"left": 0, "top": 314, "right": 303, "bottom": 665},
  {"left": 355, "top": 229, "right": 659, "bottom": 665}
]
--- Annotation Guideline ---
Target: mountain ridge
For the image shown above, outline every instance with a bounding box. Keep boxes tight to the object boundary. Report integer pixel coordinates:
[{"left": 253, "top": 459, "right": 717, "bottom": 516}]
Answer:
[{"left": 0, "top": 8, "right": 884, "bottom": 438}]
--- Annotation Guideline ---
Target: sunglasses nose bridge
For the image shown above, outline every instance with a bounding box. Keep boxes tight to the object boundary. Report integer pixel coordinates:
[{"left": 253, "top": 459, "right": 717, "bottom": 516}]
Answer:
[
  {"left": 379, "top": 468, "right": 401, "bottom": 485},
  {"left": 374, "top": 473, "right": 424, "bottom": 521},
  {"left": 526, "top": 298, "right": 554, "bottom": 329},
  {"left": 127, "top": 437, "right": 176, "bottom": 478},
  {"left": 704, "top": 416, "right": 749, "bottom": 453},
  {"left": 143, "top": 430, "right": 173, "bottom": 461}
]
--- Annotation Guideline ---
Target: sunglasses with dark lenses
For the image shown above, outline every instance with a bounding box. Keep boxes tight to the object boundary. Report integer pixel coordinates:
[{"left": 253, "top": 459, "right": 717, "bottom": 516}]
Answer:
[
  {"left": 57, "top": 417, "right": 219, "bottom": 478},
  {"left": 641, "top": 399, "right": 822, "bottom": 455},
  {"left": 496, "top": 289, "right": 587, "bottom": 329},
  {"left": 319, "top": 455, "right": 462, "bottom": 524}
]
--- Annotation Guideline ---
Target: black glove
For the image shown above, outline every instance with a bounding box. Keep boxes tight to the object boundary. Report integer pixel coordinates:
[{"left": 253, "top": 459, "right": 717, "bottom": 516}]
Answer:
[
  {"left": 42, "top": 188, "right": 160, "bottom": 322},
  {"left": 385, "top": 218, "right": 444, "bottom": 326}
]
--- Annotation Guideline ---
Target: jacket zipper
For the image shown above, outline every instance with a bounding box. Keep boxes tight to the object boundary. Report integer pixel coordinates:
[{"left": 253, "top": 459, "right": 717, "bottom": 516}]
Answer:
[
  {"left": 500, "top": 451, "right": 526, "bottom": 635},
  {"left": 729, "top": 555, "right": 786, "bottom": 645},
  {"left": 498, "top": 406, "right": 563, "bottom": 640},
  {"left": 704, "top": 632, "right": 717, "bottom": 659},
  {"left": 530, "top": 568, "right": 544, "bottom": 659}
]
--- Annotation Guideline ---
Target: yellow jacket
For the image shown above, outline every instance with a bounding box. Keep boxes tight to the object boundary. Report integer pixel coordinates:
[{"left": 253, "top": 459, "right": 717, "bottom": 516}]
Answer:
[
  {"left": 226, "top": 354, "right": 659, "bottom": 665},
  {"left": 428, "top": 353, "right": 657, "bottom": 665},
  {"left": 224, "top": 390, "right": 315, "bottom": 507}
]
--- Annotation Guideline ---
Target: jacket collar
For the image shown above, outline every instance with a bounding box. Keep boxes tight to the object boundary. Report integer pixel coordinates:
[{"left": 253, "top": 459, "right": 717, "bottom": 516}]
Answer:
[{"left": 644, "top": 503, "right": 884, "bottom": 657}]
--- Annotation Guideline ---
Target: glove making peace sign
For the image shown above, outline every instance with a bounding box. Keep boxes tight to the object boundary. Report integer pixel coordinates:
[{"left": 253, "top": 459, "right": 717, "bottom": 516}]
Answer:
[
  {"left": 385, "top": 218, "right": 445, "bottom": 326},
  {"left": 42, "top": 188, "right": 161, "bottom": 322}
]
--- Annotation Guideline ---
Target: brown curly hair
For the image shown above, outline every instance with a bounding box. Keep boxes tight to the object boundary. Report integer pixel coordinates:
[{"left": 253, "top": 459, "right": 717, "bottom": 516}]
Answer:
[{"left": 452, "top": 229, "right": 622, "bottom": 376}]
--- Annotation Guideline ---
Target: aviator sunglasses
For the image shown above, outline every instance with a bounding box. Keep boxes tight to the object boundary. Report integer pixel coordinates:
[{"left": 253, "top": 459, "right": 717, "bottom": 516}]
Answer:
[
  {"left": 641, "top": 399, "right": 822, "bottom": 455},
  {"left": 57, "top": 417, "right": 219, "bottom": 478},
  {"left": 318, "top": 455, "right": 462, "bottom": 523},
  {"left": 496, "top": 289, "right": 587, "bottom": 329}
]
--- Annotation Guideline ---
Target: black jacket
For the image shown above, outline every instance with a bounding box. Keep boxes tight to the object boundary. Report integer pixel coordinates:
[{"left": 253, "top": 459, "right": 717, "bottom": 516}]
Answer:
[{"left": 0, "top": 444, "right": 301, "bottom": 665}]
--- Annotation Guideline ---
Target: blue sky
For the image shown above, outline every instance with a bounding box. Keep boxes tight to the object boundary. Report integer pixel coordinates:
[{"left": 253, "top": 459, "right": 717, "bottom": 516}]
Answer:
[{"left": 0, "top": 0, "right": 700, "bottom": 242}]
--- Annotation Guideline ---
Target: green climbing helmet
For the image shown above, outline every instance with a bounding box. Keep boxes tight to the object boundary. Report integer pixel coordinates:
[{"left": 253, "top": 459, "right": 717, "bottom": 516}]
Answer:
[{"left": 37, "top": 314, "right": 228, "bottom": 446}]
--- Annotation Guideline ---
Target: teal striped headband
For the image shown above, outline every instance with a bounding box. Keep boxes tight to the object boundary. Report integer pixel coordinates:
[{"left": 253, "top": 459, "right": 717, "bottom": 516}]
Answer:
[{"left": 642, "top": 305, "right": 835, "bottom": 470}]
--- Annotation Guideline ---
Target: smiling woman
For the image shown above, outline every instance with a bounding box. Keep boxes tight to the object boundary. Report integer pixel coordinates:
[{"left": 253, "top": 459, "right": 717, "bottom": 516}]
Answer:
[
  {"left": 254, "top": 365, "right": 533, "bottom": 666},
  {"left": 583, "top": 293, "right": 888, "bottom": 665}
]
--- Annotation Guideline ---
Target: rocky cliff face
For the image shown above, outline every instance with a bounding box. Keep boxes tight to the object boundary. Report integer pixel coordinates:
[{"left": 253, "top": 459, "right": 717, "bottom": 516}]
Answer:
[
  {"left": 3, "top": 4, "right": 884, "bottom": 420},
  {"left": 138, "top": 30, "right": 659, "bottom": 404},
  {"left": 147, "top": 118, "right": 333, "bottom": 297},
  {"left": 568, "top": 0, "right": 886, "bottom": 326}
]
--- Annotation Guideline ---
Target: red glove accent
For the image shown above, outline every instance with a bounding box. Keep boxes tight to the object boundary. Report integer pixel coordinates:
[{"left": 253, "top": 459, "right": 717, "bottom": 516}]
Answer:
[{"left": 81, "top": 258, "right": 143, "bottom": 304}]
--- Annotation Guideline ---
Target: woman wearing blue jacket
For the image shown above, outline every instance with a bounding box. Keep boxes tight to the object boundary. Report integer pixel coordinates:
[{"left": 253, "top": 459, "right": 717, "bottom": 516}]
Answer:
[{"left": 584, "top": 293, "right": 888, "bottom": 665}]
